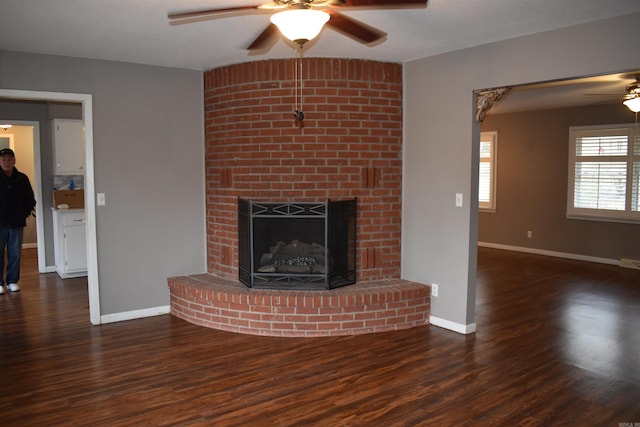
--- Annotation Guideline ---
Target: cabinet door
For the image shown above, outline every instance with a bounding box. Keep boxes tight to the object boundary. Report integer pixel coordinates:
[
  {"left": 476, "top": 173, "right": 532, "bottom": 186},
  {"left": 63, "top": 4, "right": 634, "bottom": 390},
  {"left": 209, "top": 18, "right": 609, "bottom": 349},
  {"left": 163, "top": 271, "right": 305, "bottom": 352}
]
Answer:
[
  {"left": 53, "top": 119, "right": 85, "bottom": 175},
  {"left": 63, "top": 224, "right": 87, "bottom": 272}
]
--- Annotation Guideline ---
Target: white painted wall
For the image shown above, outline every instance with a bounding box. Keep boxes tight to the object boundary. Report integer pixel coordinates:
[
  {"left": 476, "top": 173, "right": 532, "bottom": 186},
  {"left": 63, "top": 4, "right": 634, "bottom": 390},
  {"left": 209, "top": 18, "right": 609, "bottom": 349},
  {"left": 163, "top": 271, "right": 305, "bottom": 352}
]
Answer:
[{"left": 403, "top": 12, "right": 640, "bottom": 332}]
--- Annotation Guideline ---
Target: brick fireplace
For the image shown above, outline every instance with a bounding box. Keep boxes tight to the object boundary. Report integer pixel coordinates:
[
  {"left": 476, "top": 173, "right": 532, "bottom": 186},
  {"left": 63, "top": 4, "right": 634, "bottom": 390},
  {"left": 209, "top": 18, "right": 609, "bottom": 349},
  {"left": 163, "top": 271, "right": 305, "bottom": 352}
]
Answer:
[{"left": 168, "top": 58, "right": 430, "bottom": 336}]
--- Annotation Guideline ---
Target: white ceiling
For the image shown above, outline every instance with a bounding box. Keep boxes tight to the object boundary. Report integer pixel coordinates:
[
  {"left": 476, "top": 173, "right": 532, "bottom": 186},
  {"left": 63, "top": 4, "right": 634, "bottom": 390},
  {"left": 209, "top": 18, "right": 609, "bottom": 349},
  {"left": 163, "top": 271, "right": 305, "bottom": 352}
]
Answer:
[
  {"left": 2, "top": 0, "right": 640, "bottom": 112},
  {"left": 3, "top": 0, "right": 640, "bottom": 71},
  {"left": 489, "top": 72, "right": 640, "bottom": 115}
]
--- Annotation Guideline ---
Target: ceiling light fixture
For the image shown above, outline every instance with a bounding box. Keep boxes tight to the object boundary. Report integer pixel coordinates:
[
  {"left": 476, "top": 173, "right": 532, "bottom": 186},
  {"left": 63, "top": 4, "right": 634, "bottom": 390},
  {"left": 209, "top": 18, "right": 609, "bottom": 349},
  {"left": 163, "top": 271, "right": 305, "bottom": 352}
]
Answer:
[
  {"left": 270, "top": 8, "right": 330, "bottom": 123},
  {"left": 0, "top": 124, "right": 12, "bottom": 131},
  {"left": 270, "top": 9, "right": 330, "bottom": 46},
  {"left": 623, "top": 96, "right": 640, "bottom": 113},
  {"left": 623, "top": 77, "right": 640, "bottom": 113}
]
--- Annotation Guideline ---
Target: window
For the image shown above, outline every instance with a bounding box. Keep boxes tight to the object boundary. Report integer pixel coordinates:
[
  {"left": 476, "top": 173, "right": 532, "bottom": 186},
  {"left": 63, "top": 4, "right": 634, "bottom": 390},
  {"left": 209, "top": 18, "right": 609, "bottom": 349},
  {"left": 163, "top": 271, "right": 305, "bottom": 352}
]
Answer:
[
  {"left": 479, "top": 131, "right": 497, "bottom": 211},
  {"left": 567, "top": 125, "right": 640, "bottom": 223}
]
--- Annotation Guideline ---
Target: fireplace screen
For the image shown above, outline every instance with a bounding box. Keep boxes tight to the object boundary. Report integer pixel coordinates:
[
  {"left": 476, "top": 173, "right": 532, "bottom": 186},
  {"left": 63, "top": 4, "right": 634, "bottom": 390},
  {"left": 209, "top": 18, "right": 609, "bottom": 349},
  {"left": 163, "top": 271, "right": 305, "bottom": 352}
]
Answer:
[{"left": 238, "top": 199, "right": 356, "bottom": 290}]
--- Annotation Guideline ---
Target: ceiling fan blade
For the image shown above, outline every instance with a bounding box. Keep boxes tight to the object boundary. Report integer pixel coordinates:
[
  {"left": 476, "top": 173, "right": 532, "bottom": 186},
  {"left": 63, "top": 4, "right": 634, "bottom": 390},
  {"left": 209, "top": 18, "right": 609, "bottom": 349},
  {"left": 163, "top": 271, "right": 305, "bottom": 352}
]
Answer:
[
  {"left": 584, "top": 93, "right": 625, "bottom": 96},
  {"left": 247, "top": 24, "right": 280, "bottom": 51},
  {"left": 325, "top": 10, "right": 386, "bottom": 44},
  {"left": 589, "top": 98, "right": 620, "bottom": 106},
  {"left": 330, "top": 0, "right": 427, "bottom": 9},
  {"left": 168, "top": 6, "right": 264, "bottom": 25}
]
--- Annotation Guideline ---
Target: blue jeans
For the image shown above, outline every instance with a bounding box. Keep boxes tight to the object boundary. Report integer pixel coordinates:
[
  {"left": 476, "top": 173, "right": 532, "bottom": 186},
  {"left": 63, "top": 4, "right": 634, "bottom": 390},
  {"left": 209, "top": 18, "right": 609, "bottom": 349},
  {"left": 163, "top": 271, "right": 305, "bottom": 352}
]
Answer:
[{"left": 0, "top": 226, "right": 24, "bottom": 286}]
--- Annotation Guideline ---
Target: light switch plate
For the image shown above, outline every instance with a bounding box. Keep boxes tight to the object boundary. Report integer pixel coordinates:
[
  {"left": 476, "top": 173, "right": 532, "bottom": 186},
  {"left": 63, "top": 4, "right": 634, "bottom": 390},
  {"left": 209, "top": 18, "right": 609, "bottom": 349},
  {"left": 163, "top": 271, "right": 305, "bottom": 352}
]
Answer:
[
  {"left": 97, "top": 192, "right": 106, "bottom": 206},
  {"left": 455, "top": 193, "right": 463, "bottom": 207}
]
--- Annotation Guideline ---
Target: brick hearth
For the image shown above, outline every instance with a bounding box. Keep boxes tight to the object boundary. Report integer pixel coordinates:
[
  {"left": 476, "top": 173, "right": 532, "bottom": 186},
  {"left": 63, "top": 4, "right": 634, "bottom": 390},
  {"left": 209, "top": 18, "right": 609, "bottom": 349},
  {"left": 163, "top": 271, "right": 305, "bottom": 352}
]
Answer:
[{"left": 169, "top": 275, "right": 430, "bottom": 337}]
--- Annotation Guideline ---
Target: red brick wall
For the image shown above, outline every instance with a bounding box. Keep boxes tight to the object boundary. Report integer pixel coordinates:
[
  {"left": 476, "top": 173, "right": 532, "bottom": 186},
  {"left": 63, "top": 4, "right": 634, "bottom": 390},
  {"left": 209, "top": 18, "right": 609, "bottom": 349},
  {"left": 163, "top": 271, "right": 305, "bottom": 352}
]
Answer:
[{"left": 204, "top": 58, "right": 403, "bottom": 283}]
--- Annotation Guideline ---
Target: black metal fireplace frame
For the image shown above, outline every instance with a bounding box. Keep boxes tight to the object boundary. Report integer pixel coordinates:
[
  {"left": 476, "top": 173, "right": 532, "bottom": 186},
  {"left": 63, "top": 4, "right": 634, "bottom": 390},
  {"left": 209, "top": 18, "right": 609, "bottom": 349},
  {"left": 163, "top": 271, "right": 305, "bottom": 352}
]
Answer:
[{"left": 238, "top": 198, "right": 357, "bottom": 290}]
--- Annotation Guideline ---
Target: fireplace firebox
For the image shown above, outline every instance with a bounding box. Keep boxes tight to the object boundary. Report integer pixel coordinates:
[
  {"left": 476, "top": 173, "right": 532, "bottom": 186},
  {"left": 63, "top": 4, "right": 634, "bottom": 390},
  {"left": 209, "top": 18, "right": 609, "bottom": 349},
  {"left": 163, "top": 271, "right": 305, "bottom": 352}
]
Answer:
[{"left": 238, "top": 199, "right": 356, "bottom": 290}]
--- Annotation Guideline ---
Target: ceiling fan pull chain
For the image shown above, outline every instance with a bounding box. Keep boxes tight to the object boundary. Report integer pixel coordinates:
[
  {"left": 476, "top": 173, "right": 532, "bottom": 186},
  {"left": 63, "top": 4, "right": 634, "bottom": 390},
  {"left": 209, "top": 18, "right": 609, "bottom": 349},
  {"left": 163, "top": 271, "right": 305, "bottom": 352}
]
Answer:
[
  {"left": 293, "top": 53, "right": 298, "bottom": 113},
  {"left": 299, "top": 47, "right": 304, "bottom": 114},
  {"left": 293, "top": 45, "right": 305, "bottom": 121}
]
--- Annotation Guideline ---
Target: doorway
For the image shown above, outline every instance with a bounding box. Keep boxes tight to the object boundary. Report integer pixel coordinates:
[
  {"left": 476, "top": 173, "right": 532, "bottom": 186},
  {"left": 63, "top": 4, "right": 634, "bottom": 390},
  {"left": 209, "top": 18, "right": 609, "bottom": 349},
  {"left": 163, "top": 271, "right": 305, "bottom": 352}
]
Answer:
[
  {"left": 475, "top": 70, "right": 640, "bottom": 261},
  {"left": 0, "top": 89, "right": 100, "bottom": 325},
  {"left": 0, "top": 122, "right": 44, "bottom": 264}
]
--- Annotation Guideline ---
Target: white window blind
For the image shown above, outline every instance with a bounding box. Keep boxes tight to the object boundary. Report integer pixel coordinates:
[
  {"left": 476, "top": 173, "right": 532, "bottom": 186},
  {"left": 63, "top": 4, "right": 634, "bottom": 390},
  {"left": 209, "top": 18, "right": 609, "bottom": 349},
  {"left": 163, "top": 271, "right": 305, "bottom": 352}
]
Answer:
[
  {"left": 634, "top": 133, "right": 640, "bottom": 212},
  {"left": 479, "top": 131, "right": 497, "bottom": 211},
  {"left": 568, "top": 125, "right": 640, "bottom": 223}
]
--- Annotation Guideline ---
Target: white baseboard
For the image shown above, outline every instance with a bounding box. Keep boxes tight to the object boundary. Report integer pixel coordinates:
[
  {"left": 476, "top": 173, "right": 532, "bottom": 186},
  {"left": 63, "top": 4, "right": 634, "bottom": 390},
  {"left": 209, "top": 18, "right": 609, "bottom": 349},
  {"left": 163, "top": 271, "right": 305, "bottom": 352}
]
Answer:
[
  {"left": 100, "top": 305, "right": 170, "bottom": 324},
  {"left": 620, "top": 258, "right": 640, "bottom": 270},
  {"left": 430, "top": 315, "right": 477, "bottom": 334},
  {"left": 22, "top": 243, "right": 37, "bottom": 249},
  {"left": 478, "top": 242, "right": 619, "bottom": 266}
]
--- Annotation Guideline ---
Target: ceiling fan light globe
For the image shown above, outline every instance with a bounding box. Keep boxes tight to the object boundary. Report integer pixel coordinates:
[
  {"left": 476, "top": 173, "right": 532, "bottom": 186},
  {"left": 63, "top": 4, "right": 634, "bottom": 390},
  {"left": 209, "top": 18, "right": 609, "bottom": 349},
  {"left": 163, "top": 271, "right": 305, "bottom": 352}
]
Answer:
[
  {"left": 270, "top": 9, "right": 329, "bottom": 43},
  {"left": 623, "top": 96, "right": 640, "bottom": 113}
]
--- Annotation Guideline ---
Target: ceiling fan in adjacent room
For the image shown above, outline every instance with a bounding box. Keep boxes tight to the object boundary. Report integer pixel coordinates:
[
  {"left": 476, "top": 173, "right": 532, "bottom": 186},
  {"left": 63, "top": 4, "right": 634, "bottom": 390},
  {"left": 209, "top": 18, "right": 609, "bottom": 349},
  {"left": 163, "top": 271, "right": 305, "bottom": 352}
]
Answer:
[
  {"left": 168, "top": 0, "right": 428, "bottom": 51},
  {"left": 622, "top": 75, "right": 640, "bottom": 112},
  {"left": 584, "top": 74, "right": 640, "bottom": 112}
]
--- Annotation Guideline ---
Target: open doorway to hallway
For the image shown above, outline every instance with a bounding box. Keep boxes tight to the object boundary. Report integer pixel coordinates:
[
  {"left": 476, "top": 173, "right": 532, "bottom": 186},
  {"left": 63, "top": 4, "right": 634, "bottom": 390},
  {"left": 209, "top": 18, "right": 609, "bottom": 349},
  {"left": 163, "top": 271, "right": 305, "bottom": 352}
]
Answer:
[
  {"left": 0, "top": 89, "right": 100, "bottom": 325},
  {"left": 0, "top": 122, "right": 42, "bottom": 265}
]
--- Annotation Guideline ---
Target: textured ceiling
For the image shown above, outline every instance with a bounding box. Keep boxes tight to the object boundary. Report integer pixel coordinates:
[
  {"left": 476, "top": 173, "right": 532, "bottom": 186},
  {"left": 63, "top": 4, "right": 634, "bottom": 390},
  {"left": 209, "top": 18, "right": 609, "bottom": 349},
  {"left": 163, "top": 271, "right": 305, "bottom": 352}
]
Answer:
[
  {"left": 490, "top": 72, "right": 640, "bottom": 115},
  {"left": 1, "top": 0, "right": 639, "bottom": 71},
  {"left": 2, "top": 0, "right": 640, "bottom": 113}
]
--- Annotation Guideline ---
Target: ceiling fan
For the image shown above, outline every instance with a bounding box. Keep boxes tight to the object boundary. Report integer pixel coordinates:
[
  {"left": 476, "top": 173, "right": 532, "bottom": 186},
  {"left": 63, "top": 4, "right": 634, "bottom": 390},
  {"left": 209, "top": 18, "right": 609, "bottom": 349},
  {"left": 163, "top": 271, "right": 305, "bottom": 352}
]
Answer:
[
  {"left": 168, "top": 0, "right": 428, "bottom": 51},
  {"left": 584, "top": 74, "right": 640, "bottom": 112},
  {"left": 622, "top": 76, "right": 640, "bottom": 112}
]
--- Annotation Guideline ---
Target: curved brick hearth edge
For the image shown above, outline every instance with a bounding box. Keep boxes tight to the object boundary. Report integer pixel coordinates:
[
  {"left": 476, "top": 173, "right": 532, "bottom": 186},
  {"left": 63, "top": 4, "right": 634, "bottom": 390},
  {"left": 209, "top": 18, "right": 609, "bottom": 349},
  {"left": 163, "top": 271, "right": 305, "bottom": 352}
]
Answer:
[{"left": 168, "top": 275, "right": 431, "bottom": 337}]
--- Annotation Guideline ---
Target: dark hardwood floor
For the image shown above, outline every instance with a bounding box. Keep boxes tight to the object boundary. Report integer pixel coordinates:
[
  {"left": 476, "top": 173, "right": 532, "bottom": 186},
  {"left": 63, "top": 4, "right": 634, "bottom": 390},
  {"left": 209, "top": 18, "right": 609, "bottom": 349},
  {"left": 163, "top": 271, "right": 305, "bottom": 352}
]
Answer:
[{"left": 1, "top": 247, "right": 639, "bottom": 426}]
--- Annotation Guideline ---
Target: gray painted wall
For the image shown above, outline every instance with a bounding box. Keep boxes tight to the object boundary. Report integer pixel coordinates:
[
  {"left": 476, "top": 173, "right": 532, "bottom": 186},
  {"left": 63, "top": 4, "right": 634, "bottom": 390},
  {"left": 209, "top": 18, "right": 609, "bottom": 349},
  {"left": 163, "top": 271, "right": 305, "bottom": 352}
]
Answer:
[
  {"left": 480, "top": 103, "right": 640, "bottom": 261},
  {"left": 0, "top": 51, "right": 206, "bottom": 315},
  {"left": 403, "top": 12, "right": 640, "bottom": 330}
]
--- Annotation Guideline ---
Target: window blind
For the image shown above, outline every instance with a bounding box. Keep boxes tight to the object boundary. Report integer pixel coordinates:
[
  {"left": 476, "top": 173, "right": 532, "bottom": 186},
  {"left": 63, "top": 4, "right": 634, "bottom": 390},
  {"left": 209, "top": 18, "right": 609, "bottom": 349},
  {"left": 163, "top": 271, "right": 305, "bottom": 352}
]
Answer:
[
  {"left": 568, "top": 125, "right": 640, "bottom": 223},
  {"left": 479, "top": 132, "right": 497, "bottom": 211}
]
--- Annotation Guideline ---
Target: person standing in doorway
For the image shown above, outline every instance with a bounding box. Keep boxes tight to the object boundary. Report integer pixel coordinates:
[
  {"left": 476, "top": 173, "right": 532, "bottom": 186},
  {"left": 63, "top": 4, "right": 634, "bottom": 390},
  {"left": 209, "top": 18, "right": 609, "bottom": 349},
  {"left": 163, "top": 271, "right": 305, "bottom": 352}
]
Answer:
[{"left": 0, "top": 148, "right": 36, "bottom": 294}]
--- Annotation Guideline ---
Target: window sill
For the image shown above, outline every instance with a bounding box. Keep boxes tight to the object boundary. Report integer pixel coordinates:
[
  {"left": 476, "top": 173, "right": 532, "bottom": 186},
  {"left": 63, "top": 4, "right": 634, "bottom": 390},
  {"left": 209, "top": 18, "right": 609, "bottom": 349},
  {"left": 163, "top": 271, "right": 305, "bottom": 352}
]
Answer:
[
  {"left": 479, "top": 207, "right": 496, "bottom": 213},
  {"left": 566, "top": 213, "right": 640, "bottom": 225}
]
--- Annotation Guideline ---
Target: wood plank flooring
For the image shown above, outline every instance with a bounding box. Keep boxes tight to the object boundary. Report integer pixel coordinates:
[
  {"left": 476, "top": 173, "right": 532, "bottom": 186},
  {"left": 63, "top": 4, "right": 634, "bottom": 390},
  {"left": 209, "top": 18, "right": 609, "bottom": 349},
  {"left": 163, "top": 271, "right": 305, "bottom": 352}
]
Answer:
[{"left": 1, "top": 248, "right": 639, "bottom": 426}]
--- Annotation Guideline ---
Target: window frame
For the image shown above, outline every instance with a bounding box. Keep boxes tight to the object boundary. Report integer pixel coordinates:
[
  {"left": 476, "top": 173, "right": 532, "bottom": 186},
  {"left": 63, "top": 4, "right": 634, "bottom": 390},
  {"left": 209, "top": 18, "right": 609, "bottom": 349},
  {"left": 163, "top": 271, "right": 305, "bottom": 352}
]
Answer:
[
  {"left": 567, "top": 124, "right": 640, "bottom": 224},
  {"left": 479, "top": 131, "right": 497, "bottom": 212}
]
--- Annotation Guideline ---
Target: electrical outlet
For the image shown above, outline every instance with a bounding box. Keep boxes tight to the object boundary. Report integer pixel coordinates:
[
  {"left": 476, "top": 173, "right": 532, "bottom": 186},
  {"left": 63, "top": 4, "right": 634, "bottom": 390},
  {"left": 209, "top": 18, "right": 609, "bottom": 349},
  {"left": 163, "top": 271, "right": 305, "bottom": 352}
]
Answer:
[
  {"left": 527, "top": 230, "right": 532, "bottom": 239},
  {"left": 431, "top": 283, "right": 439, "bottom": 297}
]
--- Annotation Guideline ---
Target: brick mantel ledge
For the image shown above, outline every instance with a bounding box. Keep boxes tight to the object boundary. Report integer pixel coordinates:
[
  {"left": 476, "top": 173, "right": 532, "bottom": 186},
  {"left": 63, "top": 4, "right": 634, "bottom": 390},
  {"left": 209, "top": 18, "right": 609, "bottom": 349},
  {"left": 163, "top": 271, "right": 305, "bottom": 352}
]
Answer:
[{"left": 168, "top": 274, "right": 431, "bottom": 337}]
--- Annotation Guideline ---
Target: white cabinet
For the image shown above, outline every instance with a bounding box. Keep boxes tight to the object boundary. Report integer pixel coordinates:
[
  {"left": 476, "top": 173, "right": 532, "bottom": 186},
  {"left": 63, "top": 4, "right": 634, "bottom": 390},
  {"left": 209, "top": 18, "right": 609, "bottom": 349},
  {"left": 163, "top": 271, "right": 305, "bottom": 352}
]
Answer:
[
  {"left": 53, "top": 119, "right": 85, "bottom": 175},
  {"left": 52, "top": 208, "right": 87, "bottom": 278}
]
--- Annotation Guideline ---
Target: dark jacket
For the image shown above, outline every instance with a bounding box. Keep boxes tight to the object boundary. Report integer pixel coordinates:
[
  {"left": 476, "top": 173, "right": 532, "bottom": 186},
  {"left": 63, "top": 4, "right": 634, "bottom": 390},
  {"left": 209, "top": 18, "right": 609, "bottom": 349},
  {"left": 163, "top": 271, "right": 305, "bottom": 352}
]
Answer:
[{"left": 0, "top": 167, "right": 36, "bottom": 228}]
